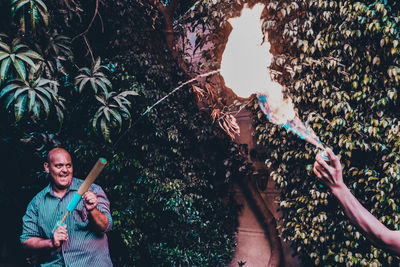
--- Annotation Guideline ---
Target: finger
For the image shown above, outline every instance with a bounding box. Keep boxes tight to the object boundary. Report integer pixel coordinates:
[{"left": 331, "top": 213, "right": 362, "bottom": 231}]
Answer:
[
  {"left": 325, "top": 148, "right": 334, "bottom": 158},
  {"left": 83, "top": 192, "right": 92, "bottom": 199},
  {"left": 316, "top": 153, "right": 333, "bottom": 172},
  {"left": 88, "top": 200, "right": 97, "bottom": 206},
  {"left": 58, "top": 231, "right": 67, "bottom": 237},
  {"left": 85, "top": 197, "right": 96, "bottom": 204},
  {"left": 84, "top": 194, "right": 96, "bottom": 202},
  {"left": 314, "top": 164, "right": 330, "bottom": 181},
  {"left": 313, "top": 165, "right": 322, "bottom": 179},
  {"left": 325, "top": 148, "right": 336, "bottom": 165},
  {"left": 85, "top": 191, "right": 95, "bottom": 197},
  {"left": 88, "top": 197, "right": 98, "bottom": 204},
  {"left": 56, "top": 225, "right": 67, "bottom": 232},
  {"left": 87, "top": 195, "right": 96, "bottom": 202},
  {"left": 326, "top": 148, "right": 341, "bottom": 169}
]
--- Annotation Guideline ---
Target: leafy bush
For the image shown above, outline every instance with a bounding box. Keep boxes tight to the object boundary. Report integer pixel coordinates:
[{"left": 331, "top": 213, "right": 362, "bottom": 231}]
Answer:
[{"left": 253, "top": 0, "right": 400, "bottom": 265}]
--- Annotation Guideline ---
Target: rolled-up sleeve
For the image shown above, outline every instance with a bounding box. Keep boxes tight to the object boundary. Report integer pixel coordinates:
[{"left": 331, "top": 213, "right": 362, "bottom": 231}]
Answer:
[
  {"left": 20, "top": 198, "right": 40, "bottom": 243},
  {"left": 93, "top": 186, "right": 113, "bottom": 233}
]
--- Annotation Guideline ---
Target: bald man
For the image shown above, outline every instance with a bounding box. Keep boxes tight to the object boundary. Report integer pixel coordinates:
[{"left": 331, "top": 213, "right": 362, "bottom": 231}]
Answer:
[{"left": 20, "top": 148, "right": 113, "bottom": 266}]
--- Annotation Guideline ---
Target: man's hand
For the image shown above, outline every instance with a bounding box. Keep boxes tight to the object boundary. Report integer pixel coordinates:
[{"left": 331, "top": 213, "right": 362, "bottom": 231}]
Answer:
[
  {"left": 52, "top": 224, "right": 68, "bottom": 247},
  {"left": 83, "top": 191, "right": 98, "bottom": 211},
  {"left": 313, "top": 148, "right": 345, "bottom": 192}
]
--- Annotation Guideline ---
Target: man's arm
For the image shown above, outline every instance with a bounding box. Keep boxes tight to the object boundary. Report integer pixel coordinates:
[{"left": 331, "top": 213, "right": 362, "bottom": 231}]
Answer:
[
  {"left": 23, "top": 224, "right": 68, "bottom": 250},
  {"left": 314, "top": 148, "right": 400, "bottom": 255},
  {"left": 88, "top": 207, "right": 109, "bottom": 232},
  {"left": 83, "top": 190, "right": 111, "bottom": 232},
  {"left": 23, "top": 237, "right": 54, "bottom": 250},
  {"left": 21, "top": 197, "right": 68, "bottom": 250}
]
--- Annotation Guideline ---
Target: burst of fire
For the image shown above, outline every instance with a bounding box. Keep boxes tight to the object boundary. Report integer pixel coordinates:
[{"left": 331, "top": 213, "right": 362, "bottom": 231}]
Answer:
[
  {"left": 220, "top": 3, "right": 295, "bottom": 124},
  {"left": 220, "top": 3, "right": 324, "bottom": 149}
]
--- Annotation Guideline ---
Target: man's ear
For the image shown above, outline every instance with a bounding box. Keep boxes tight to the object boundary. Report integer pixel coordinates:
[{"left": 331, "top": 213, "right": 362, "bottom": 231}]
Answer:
[{"left": 44, "top": 162, "right": 50, "bottom": 173}]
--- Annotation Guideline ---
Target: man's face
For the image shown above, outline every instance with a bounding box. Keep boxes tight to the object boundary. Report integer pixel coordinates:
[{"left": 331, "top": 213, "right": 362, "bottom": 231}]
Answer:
[{"left": 44, "top": 149, "right": 73, "bottom": 190}]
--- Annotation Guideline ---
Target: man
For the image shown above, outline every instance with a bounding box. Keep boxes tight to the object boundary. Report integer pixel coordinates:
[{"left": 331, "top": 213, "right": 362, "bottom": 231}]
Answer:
[
  {"left": 314, "top": 148, "right": 400, "bottom": 255},
  {"left": 20, "top": 148, "right": 113, "bottom": 266}
]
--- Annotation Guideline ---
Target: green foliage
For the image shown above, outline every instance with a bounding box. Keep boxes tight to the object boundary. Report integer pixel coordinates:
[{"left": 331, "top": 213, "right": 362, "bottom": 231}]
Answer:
[
  {"left": 0, "top": 75, "right": 63, "bottom": 122},
  {"left": 0, "top": 34, "right": 43, "bottom": 81},
  {"left": 253, "top": 0, "right": 400, "bottom": 265},
  {"left": 75, "top": 57, "right": 112, "bottom": 94},
  {"left": 92, "top": 90, "right": 137, "bottom": 142},
  {"left": 111, "top": 176, "right": 239, "bottom": 266},
  {"left": 11, "top": 0, "right": 49, "bottom": 33},
  {"left": 34, "top": 29, "right": 72, "bottom": 78}
]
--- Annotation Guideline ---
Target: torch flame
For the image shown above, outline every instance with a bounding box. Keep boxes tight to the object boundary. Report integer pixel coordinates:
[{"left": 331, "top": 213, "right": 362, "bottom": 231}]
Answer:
[
  {"left": 220, "top": 3, "right": 324, "bottom": 149},
  {"left": 220, "top": 3, "right": 295, "bottom": 124}
]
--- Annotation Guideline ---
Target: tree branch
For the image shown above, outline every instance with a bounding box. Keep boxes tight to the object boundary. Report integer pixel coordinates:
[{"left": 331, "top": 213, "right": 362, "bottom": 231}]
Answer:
[
  {"left": 148, "top": 0, "right": 188, "bottom": 74},
  {"left": 73, "top": 0, "right": 101, "bottom": 41},
  {"left": 83, "top": 35, "right": 94, "bottom": 62},
  {"left": 72, "top": 0, "right": 104, "bottom": 62}
]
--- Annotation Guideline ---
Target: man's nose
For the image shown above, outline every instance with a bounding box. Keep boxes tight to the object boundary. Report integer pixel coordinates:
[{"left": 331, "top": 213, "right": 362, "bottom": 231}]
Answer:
[{"left": 61, "top": 165, "right": 68, "bottom": 172}]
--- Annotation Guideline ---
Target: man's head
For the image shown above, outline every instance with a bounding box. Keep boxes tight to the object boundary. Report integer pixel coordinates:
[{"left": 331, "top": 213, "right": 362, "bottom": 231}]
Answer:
[{"left": 44, "top": 148, "right": 73, "bottom": 191}]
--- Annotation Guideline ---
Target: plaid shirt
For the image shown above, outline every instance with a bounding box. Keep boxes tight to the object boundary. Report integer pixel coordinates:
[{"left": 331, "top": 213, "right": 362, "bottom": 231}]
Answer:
[{"left": 21, "top": 178, "right": 113, "bottom": 267}]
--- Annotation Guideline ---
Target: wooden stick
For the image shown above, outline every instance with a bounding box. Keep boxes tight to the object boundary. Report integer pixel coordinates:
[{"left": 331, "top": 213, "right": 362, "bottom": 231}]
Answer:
[
  {"left": 59, "top": 211, "right": 70, "bottom": 225},
  {"left": 54, "top": 158, "right": 107, "bottom": 231},
  {"left": 77, "top": 158, "right": 107, "bottom": 195}
]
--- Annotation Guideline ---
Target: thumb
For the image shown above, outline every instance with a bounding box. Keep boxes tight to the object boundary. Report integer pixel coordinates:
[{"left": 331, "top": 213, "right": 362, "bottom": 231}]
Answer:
[{"left": 326, "top": 148, "right": 340, "bottom": 169}]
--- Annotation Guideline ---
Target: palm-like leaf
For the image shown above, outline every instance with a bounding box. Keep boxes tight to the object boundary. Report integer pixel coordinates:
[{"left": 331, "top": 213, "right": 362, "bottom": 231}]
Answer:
[
  {"left": 11, "top": 0, "right": 49, "bottom": 33},
  {"left": 35, "top": 30, "right": 72, "bottom": 79},
  {"left": 0, "top": 76, "right": 63, "bottom": 122},
  {"left": 92, "top": 90, "right": 138, "bottom": 142},
  {"left": 75, "top": 57, "right": 111, "bottom": 95},
  {"left": 0, "top": 34, "right": 43, "bottom": 81}
]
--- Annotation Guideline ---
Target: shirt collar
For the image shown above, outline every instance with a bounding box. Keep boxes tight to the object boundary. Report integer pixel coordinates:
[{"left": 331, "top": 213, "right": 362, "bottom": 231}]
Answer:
[{"left": 45, "top": 177, "right": 79, "bottom": 197}]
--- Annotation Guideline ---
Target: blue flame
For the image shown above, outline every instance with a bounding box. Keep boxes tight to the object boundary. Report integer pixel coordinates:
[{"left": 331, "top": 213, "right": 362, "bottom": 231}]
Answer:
[{"left": 257, "top": 93, "right": 322, "bottom": 145}]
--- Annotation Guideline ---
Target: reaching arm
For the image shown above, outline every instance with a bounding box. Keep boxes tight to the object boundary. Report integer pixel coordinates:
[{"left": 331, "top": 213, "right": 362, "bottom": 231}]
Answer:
[{"left": 314, "top": 148, "right": 400, "bottom": 255}]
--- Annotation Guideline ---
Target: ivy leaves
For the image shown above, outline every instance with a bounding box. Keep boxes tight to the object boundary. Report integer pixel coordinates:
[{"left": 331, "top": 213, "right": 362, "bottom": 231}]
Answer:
[{"left": 255, "top": 0, "right": 400, "bottom": 266}]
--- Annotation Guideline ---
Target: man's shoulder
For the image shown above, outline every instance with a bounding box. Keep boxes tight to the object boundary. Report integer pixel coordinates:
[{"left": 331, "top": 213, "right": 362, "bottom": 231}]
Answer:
[
  {"left": 34, "top": 184, "right": 52, "bottom": 199},
  {"left": 28, "top": 184, "right": 51, "bottom": 206}
]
